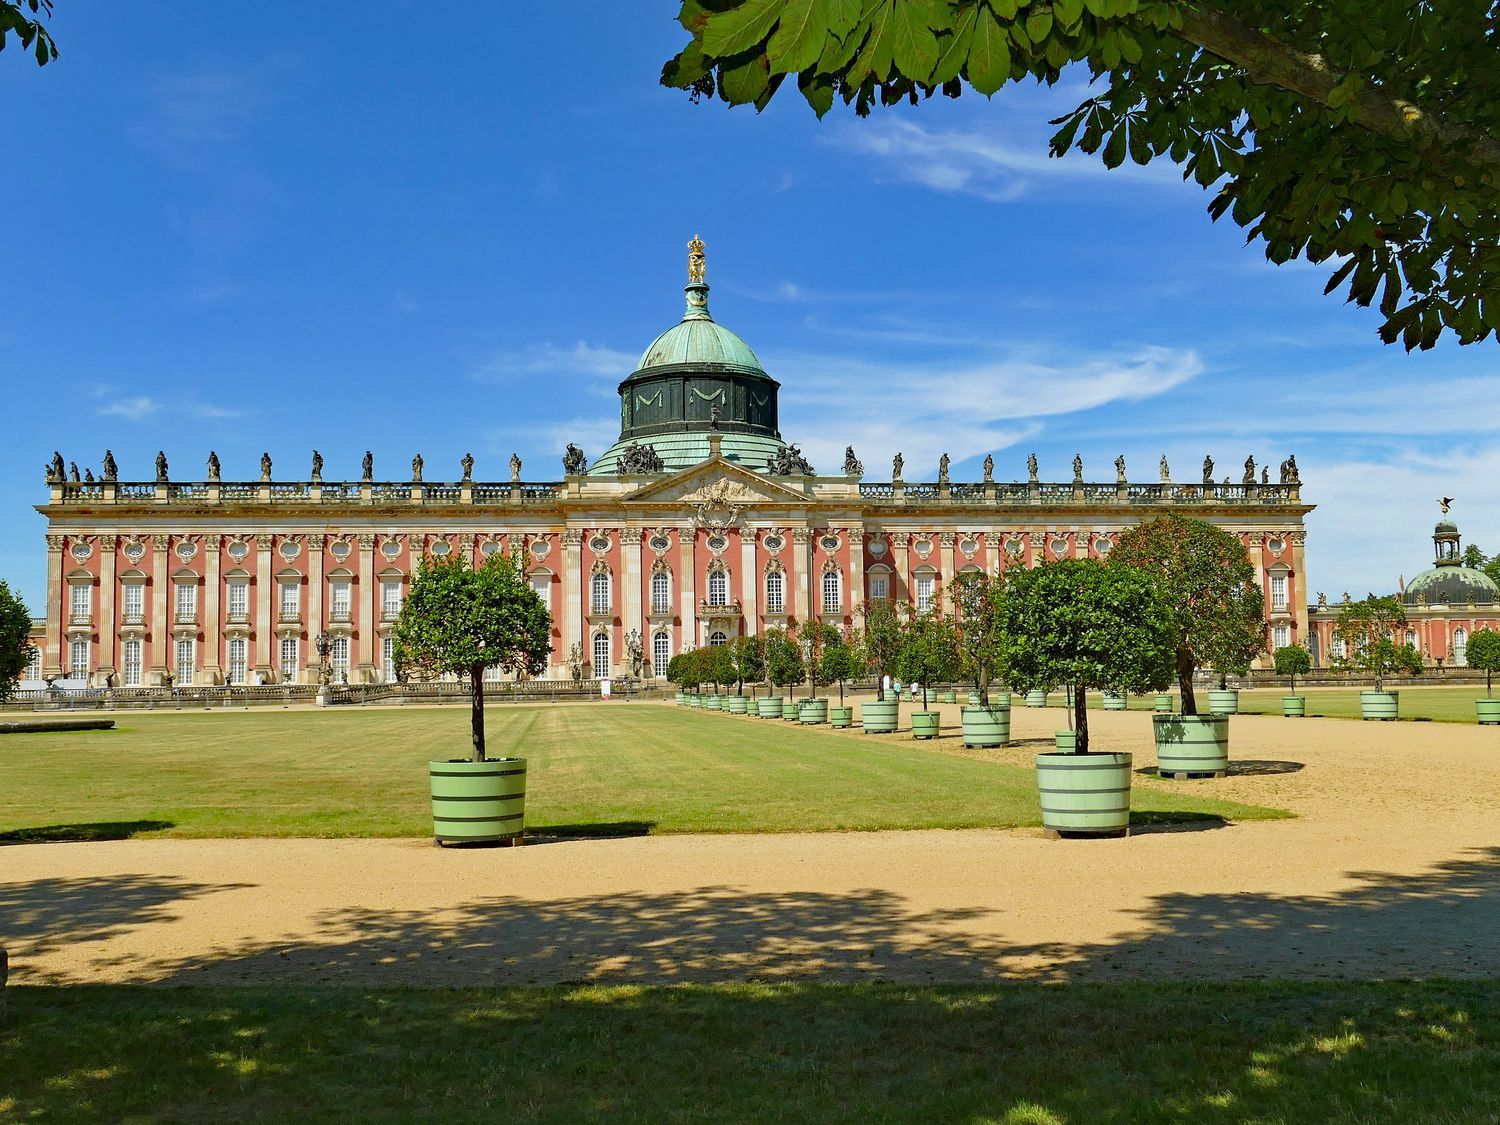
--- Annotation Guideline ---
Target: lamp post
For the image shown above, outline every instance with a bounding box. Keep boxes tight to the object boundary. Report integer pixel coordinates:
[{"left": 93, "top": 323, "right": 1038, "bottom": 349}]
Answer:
[{"left": 315, "top": 631, "right": 332, "bottom": 703}]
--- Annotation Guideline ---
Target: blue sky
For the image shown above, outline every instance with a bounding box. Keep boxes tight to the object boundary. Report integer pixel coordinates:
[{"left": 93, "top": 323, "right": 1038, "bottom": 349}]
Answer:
[{"left": 2, "top": 1, "right": 1496, "bottom": 609}]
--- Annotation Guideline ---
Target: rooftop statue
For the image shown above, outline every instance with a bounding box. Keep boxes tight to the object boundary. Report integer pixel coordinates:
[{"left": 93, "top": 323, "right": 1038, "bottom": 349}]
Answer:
[
  {"left": 362, "top": 451, "right": 374, "bottom": 482},
  {"left": 1115, "top": 454, "right": 1126, "bottom": 484},
  {"left": 102, "top": 449, "right": 117, "bottom": 482},
  {"left": 260, "top": 452, "right": 273, "bottom": 481},
  {"left": 46, "top": 451, "right": 64, "bottom": 483},
  {"left": 83, "top": 468, "right": 94, "bottom": 483},
  {"left": 1202, "top": 455, "right": 1214, "bottom": 484},
  {"left": 617, "top": 442, "right": 665, "bottom": 475},
  {"left": 411, "top": 453, "right": 424, "bottom": 482},
  {"left": 767, "top": 443, "right": 814, "bottom": 476},
  {"left": 1027, "top": 452, "right": 1038, "bottom": 483},
  {"left": 563, "top": 443, "right": 588, "bottom": 475},
  {"left": 892, "top": 452, "right": 904, "bottom": 480},
  {"left": 510, "top": 453, "right": 522, "bottom": 481},
  {"left": 687, "top": 233, "right": 706, "bottom": 284},
  {"left": 843, "top": 445, "right": 864, "bottom": 476},
  {"left": 1072, "top": 454, "right": 1083, "bottom": 483},
  {"left": 983, "top": 454, "right": 993, "bottom": 482},
  {"left": 207, "top": 451, "right": 221, "bottom": 482},
  {"left": 1159, "top": 454, "right": 1170, "bottom": 482},
  {"left": 1439, "top": 496, "right": 1454, "bottom": 515},
  {"left": 1243, "top": 455, "right": 1256, "bottom": 485},
  {"left": 938, "top": 453, "right": 950, "bottom": 484},
  {"left": 461, "top": 452, "right": 474, "bottom": 482},
  {"left": 155, "top": 450, "right": 169, "bottom": 483},
  {"left": 1286, "top": 454, "right": 1300, "bottom": 483},
  {"left": 311, "top": 450, "right": 324, "bottom": 482},
  {"left": 1262, "top": 466, "right": 1270, "bottom": 485},
  {"left": 69, "top": 462, "right": 80, "bottom": 482}
]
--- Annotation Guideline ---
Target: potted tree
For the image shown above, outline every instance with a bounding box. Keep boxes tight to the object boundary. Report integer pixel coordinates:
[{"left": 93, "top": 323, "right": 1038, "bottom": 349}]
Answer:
[
  {"left": 952, "top": 570, "right": 1011, "bottom": 748},
  {"left": 1000, "top": 558, "right": 1175, "bottom": 837},
  {"left": 821, "top": 632, "right": 857, "bottom": 727},
  {"left": 1110, "top": 515, "right": 1266, "bottom": 777},
  {"left": 394, "top": 552, "right": 551, "bottom": 846},
  {"left": 1468, "top": 629, "right": 1500, "bottom": 725},
  {"left": 894, "top": 608, "right": 960, "bottom": 740},
  {"left": 764, "top": 627, "right": 803, "bottom": 719},
  {"left": 1274, "top": 644, "right": 1312, "bottom": 717},
  {"left": 725, "top": 634, "right": 763, "bottom": 714},
  {"left": 0, "top": 580, "right": 35, "bottom": 705},
  {"left": 1333, "top": 595, "right": 1423, "bottom": 719},
  {"left": 797, "top": 621, "right": 838, "bottom": 724},
  {"left": 857, "top": 599, "right": 903, "bottom": 732}
]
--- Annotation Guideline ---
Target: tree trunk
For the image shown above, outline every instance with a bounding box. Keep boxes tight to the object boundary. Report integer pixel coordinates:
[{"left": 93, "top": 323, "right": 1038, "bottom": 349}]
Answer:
[
  {"left": 470, "top": 665, "right": 486, "bottom": 762},
  {"left": 1178, "top": 646, "right": 1198, "bottom": 716},
  {"left": 1074, "top": 680, "right": 1088, "bottom": 753}
]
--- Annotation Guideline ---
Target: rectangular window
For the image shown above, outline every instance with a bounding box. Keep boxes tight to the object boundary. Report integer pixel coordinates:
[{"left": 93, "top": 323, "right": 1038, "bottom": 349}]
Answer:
[
  {"left": 280, "top": 637, "right": 299, "bottom": 682},
  {"left": 1270, "top": 573, "right": 1288, "bottom": 611},
  {"left": 27, "top": 646, "right": 42, "bottom": 681},
  {"left": 590, "top": 574, "right": 610, "bottom": 615},
  {"left": 69, "top": 637, "right": 88, "bottom": 678},
  {"left": 176, "top": 583, "right": 197, "bottom": 623},
  {"left": 175, "top": 638, "right": 195, "bottom": 684},
  {"left": 123, "top": 583, "right": 144, "bottom": 622},
  {"left": 227, "top": 581, "right": 249, "bottom": 619},
  {"left": 70, "top": 584, "right": 91, "bottom": 621},
  {"left": 381, "top": 581, "right": 402, "bottom": 618},
  {"left": 330, "top": 636, "right": 350, "bottom": 679},
  {"left": 330, "top": 582, "right": 351, "bottom": 621},
  {"left": 651, "top": 572, "right": 671, "bottom": 614},
  {"left": 916, "top": 575, "right": 935, "bottom": 612},
  {"left": 1273, "top": 624, "right": 1290, "bottom": 649},
  {"left": 531, "top": 574, "right": 551, "bottom": 610},
  {"left": 227, "top": 637, "right": 247, "bottom": 684},
  {"left": 653, "top": 631, "right": 670, "bottom": 674},
  {"left": 765, "top": 571, "right": 785, "bottom": 614},
  {"left": 122, "top": 639, "right": 142, "bottom": 687},
  {"left": 381, "top": 636, "right": 395, "bottom": 682},
  {"left": 280, "top": 583, "right": 300, "bottom": 618},
  {"left": 870, "top": 574, "right": 889, "bottom": 601},
  {"left": 822, "top": 571, "right": 841, "bottom": 614}
]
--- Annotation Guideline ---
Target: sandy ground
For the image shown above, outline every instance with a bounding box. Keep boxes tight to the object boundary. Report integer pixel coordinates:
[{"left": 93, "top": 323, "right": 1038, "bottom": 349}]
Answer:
[{"left": 6, "top": 703, "right": 1500, "bottom": 987}]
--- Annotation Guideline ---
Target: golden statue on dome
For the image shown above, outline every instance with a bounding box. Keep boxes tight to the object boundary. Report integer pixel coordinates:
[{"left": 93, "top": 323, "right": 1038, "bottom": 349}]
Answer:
[{"left": 688, "top": 234, "right": 706, "bottom": 283}]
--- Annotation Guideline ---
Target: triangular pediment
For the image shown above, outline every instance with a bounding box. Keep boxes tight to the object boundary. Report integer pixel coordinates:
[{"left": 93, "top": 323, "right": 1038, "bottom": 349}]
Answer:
[{"left": 623, "top": 459, "right": 810, "bottom": 506}]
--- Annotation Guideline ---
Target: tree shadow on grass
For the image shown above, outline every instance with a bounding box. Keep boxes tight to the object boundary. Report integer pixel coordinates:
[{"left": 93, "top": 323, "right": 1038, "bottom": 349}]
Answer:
[{"left": 0, "top": 820, "right": 175, "bottom": 845}]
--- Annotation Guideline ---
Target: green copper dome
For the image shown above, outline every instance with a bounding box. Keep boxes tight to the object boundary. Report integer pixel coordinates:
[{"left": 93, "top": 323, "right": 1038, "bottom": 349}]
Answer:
[
  {"left": 1404, "top": 566, "right": 1498, "bottom": 606},
  {"left": 636, "top": 296, "right": 765, "bottom": 374}
]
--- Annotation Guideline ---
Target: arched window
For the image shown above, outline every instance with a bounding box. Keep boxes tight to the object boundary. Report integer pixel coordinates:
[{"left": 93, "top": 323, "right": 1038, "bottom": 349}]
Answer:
[
  {"left": 590, "top": 571, "right": 610, "bottom": 615},
  {"left": 651, "top": 570, "right": 671, "bottom": 614},
  {"left": 822, "top": 569, "right": 841, "bottom": 613},
  {"left": 592, "top": 631, "right": 610, "bottom": 677},
  {"left": 914, "top": 569, "right": 937, "bottom": 612},
  {"left": 652, "top": 630, "right": 670, "bottom": 673},
  {"left": 765, "top": 570, "right": 785, "bottom": 614},
  {"left": 1455, "top": 627, "right": 1468, "bottom": 666},
  {"left": 708, "top": 631, "right": 728, "bottom": 647},
  {"left": 708, "top": 568, "right": 728, "bottom": 607},
  {"left": 1405, "top": 628, "right": 1418, "bottom": 648}
]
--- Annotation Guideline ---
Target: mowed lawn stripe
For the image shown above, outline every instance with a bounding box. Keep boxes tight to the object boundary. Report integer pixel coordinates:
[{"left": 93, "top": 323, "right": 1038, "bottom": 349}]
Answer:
[{"left": 0, "top": 704, "right": 1282, "bottom": 839}]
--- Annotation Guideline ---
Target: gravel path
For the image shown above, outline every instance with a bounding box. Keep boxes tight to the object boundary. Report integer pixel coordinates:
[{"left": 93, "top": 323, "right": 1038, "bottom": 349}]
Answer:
[{"left": 6, "top": 705, "right": 1500, "bottom": 986}]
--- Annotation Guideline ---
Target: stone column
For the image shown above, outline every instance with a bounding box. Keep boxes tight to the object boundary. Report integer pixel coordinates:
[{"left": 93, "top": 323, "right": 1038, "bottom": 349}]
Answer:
[
  {"left": 357, "top": 533, "right": 376, "bottom": 680},
  {"left": 202, "top": 534, "right": 223, "bottom": 683},
  {"left": 623, "top": 528, "right": 643, "bottom": 653},
  {"left": 678, "top": 528, "right": 696, "bottom": 648},
  {"left": 562, "top": 528, "right": 584, "bottom": 665},
  {"left": 892, "top": 533, "right": 911, "bottom": 605},
  {"left": 97, "top": 537, "right": 118, "bottom": 680},
  {"left": 939, "top": 532, "right": 956, "bottom": 593},
  {"left": 847, "top": 526, "right": 864, "bottom": 618},
  {"left": 985, "top": 534, "right": 1001, "bottom": 577},
  {"left": 792, "top": 528, "right": 813, "bottom": 622},
  {"left": 1291, "top": 530, "right": 1310, "bottom": 647},
  {"left": 149, "top": 534, "right": 170, "bottom": 683},
  {"left": 254, "top": 535, "right": 274, "bottom": 679},
  {"left": 305, "top": 534, "right": 326, "bottom": 682},
  {"left": 740, "top": 530, "right": 758, "bottom": 629},
  {"left": 42, "top": 534, "right": 64, "bottom": 678}
]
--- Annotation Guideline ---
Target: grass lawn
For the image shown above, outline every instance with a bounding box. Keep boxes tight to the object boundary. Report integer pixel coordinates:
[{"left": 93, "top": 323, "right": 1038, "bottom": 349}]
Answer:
[
  {"left": 0, "top": 704, "right": 1281, "bottom": 839},
  {"left": 1116, "top": 684, "right": 1498, "bottom": 723},
  {"left": 7, "top": 980, "right": 1500, "bottom": 1123}
]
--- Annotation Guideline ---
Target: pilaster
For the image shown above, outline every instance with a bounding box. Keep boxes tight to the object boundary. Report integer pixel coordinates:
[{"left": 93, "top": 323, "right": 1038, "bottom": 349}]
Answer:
[
  {"left": 357, "top": 533, "right": 376, "bottom": 679},
  {"left": 892, "top": 533, "right": 911, "bottom": 605},
  {"left": 254, "top": 534, "right": 274, "bottom": 678},
  {"left": 740, "top": 531, "right": 758, "bottom": 628},
  {"left": 43, "top": 534, "right": 64, "bottom": 678},
  {"left": 305, "top": 534, "right": 326, "bottom": 681},
  {"left": 678, "top": 528, "right": 696, "bottom": 647},
  {"left": 97, "top": 537, "right": 117, "bottom": 680},
  {"left": 847, "top": 526, "right": 865, "bottom": 619},
  {"left": 939, "top": 533, "right": 956, "bottom": 591},
  {"left": 562, "top": 528, "right": 584, "bottom": 665},
  {"left": 149, "top": 534, "right": 170, "bottom": 682},
  {"left": 1291, "top": 529, "right": 1310, "bottom": 649},
  {"left": 623, "top": 528, "right": 643, "bottom": 651},
  {"left": 792, "top": 528, "right": 812, "bottom": 623},
  {"left": 202, "top": 534, "right": 223, "bottom": 683}
]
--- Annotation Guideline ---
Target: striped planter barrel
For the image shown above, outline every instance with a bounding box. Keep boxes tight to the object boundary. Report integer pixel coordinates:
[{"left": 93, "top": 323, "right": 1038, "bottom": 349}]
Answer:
[
  {"left": 861, "top": 698, "right": 899, "bottom": 734},
  {"left": 782, "top": 699, "right": 800, "bottom": 721},
  {"left": 1025, "top": 690, "right": 1048, "bottom": 708},
  {"left": 1153, "top": 714, "right": 1229, "bottom": 778},
  {"left": 1035, "top": 751, "right": 1132, "bottom": 836},
  {"left": 1102, "top": 692, "right": 1127, "bottom": 711},
  {"left": 429, "top": 757, "right": 526, "bottom": 845},
  {"left": 757, "top": 697, "right": 783, "bottom": 719},
  {"left": 1054, "top": 730, "right": 1076, "bottom": 752},
  {"left": 1477, "top": 700, "right": 1500, "bottom": 726},
  {"left": 799, "top": 698, "right": 829, "bottom": 725},
  {"left": 704, "top": 695, "right": 723, "bottom": 712},
  {"left": 724, "top": 695, "right": 749, "bottom": 715},
  {"left": 1282, "top": 696, "right": 1306, "bottom": 717},
  {"left": 1208, "top": 690, "right": 1239, "bottom": 715},
  {"left": 829, "top": 706, "right": 853, "bottom": 729},
  {"left": 1153, "top": 694, "right": 1173, "bottom": 713},
  {"left": 687, "top": 695, "right": 703, "bottom": 708},
  {"left": 937, "top": 690, "right": 958, "bottom": 704},
  {"left": 674, "top": 691, "right": 686, "bottom": 705},
  {"left": 961, "top": 704, "right": 1010, "bottom": 748},
  {"left": 1360, "top": 690, "right": 1399, "bottom": 721},
  {"left": 910, "top": 711, "right": 940, "bottom": 740}
]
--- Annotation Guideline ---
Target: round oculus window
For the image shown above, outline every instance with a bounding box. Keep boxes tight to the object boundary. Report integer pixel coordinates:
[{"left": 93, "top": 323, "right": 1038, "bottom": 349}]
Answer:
[
  {"left": 122, "top": 541, "right": 146, "bottom": 563},
  {"left": 763, "top": 535, "right": 784, "bottom": 551},
  {"left": 1095, "top": 537, "right": 1113, "bottom": 555},
  {"left": 589, "top": 536, "right": 610, "bottom": 553},
  {"left": 958, "top": 538, "right": 978, "bottom": 556},
  {"left": 868, "top": 539, "right": 887, "bottom": 557},
  {"left": 330, "top": 541, "right": 353, "bottom": 561},
  {"left": 70, "top": 542, "right": 93, "bottom": 562},
  {"left": 380, "top": 540, "right": 402, "bottom": 559},
  {"left": 429, "top": 540, "right": 452, "bottom": 556},
  {"left": 707, "top": 535, "right": 728, "bottom": 553},
  {"left": 913, "top": 540, "right": 933, "bottom": 558},
  {"left": 529, "top": 540, "right": 550, "bottom": 558},
  {"left": 278, "top": 541, "right": 300, "bottom": 561},
  {"left": 174, "top": 542, "right": 198, "bottom": 561},
  {"left": 228, "top": 541, "right": 251, "bottom": 562},
  {"left": 1267, "top": 537, "right": 1286, "bottom": 555},
  {"left": 480, "top": 540, "right": 501, "bottom": 556},
  {"left": 1006, "top": 539, "right": 1026, "bottom": 557},
  {"left": 820, "top": 535, "right": 839, "bottom": 551},
  {"left": 649, "top": 535, "right": 670, "bottom": 552}
]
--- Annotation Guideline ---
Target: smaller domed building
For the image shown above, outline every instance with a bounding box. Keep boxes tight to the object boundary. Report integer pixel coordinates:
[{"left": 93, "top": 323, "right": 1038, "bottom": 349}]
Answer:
[{"left": 1308, "top": 510, "right": 1498, "bottom": 667}]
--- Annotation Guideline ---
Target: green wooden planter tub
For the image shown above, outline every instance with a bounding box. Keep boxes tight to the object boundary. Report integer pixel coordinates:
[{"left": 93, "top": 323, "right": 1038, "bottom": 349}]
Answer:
[
  {"left": 937, "top": 690, "right": 958, "bottom": 704},
  {"left": 799, "top": 698, "right": 829, "bottom": 725},
  {"left": 781, "top": 699, "right": 800, "bottom": 721},
  {"left": 724, "top": 695, "right": 749, "bottom": 715},
  {"left": 1208, "top": 690, "right": 1239, "bottom": 715},
  {"left": 1102, "top": 692, "right": 1127, "bottom": 711},
  {"left": 1024, "top": 689, "right": 1048, "bottom": 708},
  {"left": 910, "top": 710, "right": 940, "bottom": 740},
  {"left": 960, "top": 703, "right": 1010, "bottom": 748},
  {"left": 829, "top": 705, "right": 853, "bottom": 729},
  {"left": 674, "top": 691, "right": 686, "bottom": 705},
  {"left": 1035, "top": 750, "right": 1132, "bottom": 837},
  {"left": 687, "top": 695, "right": 703, "bottom": 708},
  {"left": 704, "top": 695, "right": 723, "bottom": 712},
  {"left": 1153, "top": 693, "right": 1174, "bottom": 713},
  {"left": 861, "top": 698, "right": 899, "bottom": 734},
  {"left": 757, "top": 696, "right": 783, "bottom": 719},
  {"left": 1361, "top": 690, "right": 1400, "bottom": 721},
  {"left": 429, "top": 757, "right": 526, "bottom": 845},
  {"left": 966, "top": 691, "right": 982, "bottom": 707},
  {"left": 1282, "top": 696, "right": 1306, "bottom": 717},
  {"left": 1153, "top": 714, "right": 1229, "bottom": 778},
  {"left": 1477, "top": 699, "right": 1500, "bottom": 726}
]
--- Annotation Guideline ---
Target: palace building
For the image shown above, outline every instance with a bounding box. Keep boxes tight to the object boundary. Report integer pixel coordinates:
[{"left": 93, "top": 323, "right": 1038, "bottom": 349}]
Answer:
[{"left": 32, "top": 240, "right": 1314, "bottom": 688}]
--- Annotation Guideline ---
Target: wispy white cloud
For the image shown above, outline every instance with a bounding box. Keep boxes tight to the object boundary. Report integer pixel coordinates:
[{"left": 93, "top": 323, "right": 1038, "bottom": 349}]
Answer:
[
  {"left": 94, "top": 395, "right": 243, "bottom": 423},
  {"left": 97, "top": 396, "right": 161, "bottom": 421},
  {"left": 469, "top": 341, "right": 634, "bottom": 384}
]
